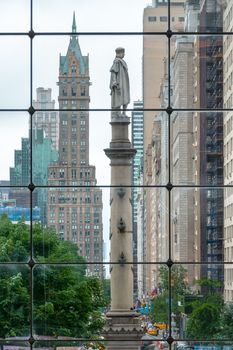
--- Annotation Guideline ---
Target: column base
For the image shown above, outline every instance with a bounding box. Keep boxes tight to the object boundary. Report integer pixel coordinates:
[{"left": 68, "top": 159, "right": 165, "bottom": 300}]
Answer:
[
  {"left": 102, "top": 314, "right": 144, "bottom": 350},
  {"left": 103, "top": 341, "right": 141, "bottom": 350}
]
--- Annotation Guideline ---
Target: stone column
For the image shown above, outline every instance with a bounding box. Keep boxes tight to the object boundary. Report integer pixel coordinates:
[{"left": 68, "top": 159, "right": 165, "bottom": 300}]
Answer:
[{"left": 103, "top": 115, "right": 143, "bottom": 350}]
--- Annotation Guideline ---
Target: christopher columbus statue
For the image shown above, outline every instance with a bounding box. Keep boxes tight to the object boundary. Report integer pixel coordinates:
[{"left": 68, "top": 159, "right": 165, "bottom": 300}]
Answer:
[{"left": 110, "top": 47, "right": 130, "bottom": 116}]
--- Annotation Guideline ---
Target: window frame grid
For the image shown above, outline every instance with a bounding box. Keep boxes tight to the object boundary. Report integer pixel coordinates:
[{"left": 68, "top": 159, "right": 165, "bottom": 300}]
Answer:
[{"left": 0, "top": 0, "right": 231, "bottom": 345}]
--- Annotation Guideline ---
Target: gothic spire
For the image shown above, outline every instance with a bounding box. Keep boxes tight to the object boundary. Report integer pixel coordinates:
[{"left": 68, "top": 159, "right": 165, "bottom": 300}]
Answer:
[{"left": 72, "top": 11, "right": 77, "bottom": 33}]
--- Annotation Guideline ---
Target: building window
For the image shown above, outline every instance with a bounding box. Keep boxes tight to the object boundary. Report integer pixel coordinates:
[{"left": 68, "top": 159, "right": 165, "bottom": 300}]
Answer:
[
  {"left": 59, "top": 168, "right": 65, "bottom": 178},
  {"left": 71, "top": 87, "right": 76, "bottom": 96},
  {"left": 160, "top": 16, "right": 167, "bottom": 22},
  {"left": 81, "top": 86, "right": 86, "bottom": 96},
  {"left": 148, "top": 16, "right": 156, "bottom": 22},
  {"left": 71, "top": 64, "right": 77, "bottom": 73}
]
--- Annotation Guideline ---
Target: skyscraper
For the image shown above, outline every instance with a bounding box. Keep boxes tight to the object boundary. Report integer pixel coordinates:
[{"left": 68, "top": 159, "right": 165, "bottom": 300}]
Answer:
[
  {"left": 10, "top": 129, "right": 58, "bottom": 224},
  {"left": 132, "top": 100, "right": 144, "bottom": 225},
  {"left": 142, "top": 0, "right": 185, "bottom": 294},
  {"left": 143, "top": 0, "right": 185, "bottom": 157},
  {"left": 223, "top": 0, "right": 233, "bottom": 302},
  {"left": 171, "top": 36, "right": 195, "bottom": 283},
  {"left": 197, "top": 0, "right": 224, "bottom": 285},
  {"left": 47, "top": 14, "right": 103, "bottom": 275},
  {"left": 32, "top": 87, "right": 59, "bottom": 151},
  {"left": 131, "top": 100, "right": 143, "bottom": 298}
]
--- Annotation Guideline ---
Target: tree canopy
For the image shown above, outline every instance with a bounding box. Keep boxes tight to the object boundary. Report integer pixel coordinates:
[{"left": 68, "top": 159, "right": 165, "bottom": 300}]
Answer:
[
  {"left": 0, "top": 215, "right": 107, "bottom": 338},
  {"left": 150, "top": 265, "right": 190, "bottom": 324},
  {"left": 219, "top": 302, "right": 233, "bottom": 339},
  {"left": 186, "top": 297, "right": 222, "bottom": 339},
  {"left": 186, "top": 279, "right": 223, "bottom": 339}
]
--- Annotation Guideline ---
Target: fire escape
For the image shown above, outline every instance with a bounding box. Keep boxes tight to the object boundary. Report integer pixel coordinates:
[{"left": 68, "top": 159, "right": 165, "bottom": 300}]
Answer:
[{"left": 204, "top": 36, "right": 224, "bottom": 281}]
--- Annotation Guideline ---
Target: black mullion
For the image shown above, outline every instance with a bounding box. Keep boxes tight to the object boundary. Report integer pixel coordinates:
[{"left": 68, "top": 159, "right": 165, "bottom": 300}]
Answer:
[
  {"left": 167, "top": 36, "right": 172, "bottom": 188},
  {"left": 29, "top": 39, "right": 33, "bottom": 187},
  {"left": 3, "top": 107, "right": 233, "bottom": 112},
  {"left": 168, "top": 265, "right": 172, "bottom": 340},
  {"left": 27, "top": 184, "right": 233, "bottom": 188},
  {"left": 168, "top": 1, "right": 172, "bottom": 344},
  {"left": 167, "top": 34, "right": 171, "bottom": 109},
  {"left": 168, "top": 190, "right": 173, "bottom": 342},
  {"left": 29, "top": 189, "right": 34, "bottom": 340},
  {"left": 29, "top": 0, "right": 34, "bottom": 342},
  {"left": 2, "top": 337, "right": 231, "bottom": 343},
  {"left": 2, "top": 183, "right": 233, "bottom": 190},
  {"left": 168, "top": 0, "right": 171, "bottom": 32},
  {"left": 0, "top": 31, "right": 228, "bottom": 36},
  {"left": 0, "top": 260, "right": 231, "bottom": 265},
  {"left": 30, "top": 0, "right": 33, "bottom": 32},
  {"left": 2, "top": 184, "right": 233, "bottom": 188}
]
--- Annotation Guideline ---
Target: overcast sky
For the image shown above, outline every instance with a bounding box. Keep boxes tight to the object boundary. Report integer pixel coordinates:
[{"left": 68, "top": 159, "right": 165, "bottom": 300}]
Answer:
[
  {"left": 0, "top": 0, "right": 152, "bottom": 181},
  {"left": 0, "top": 0, "right": 152, "bottom": 262}
]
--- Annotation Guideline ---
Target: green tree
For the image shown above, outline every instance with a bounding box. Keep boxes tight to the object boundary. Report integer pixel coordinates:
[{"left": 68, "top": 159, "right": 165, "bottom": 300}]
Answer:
[
  {"left": 186, "top": 298, "right": 222, "bottom": 339},
  {"left": 102, "top": 278, "right": 111, "bottom": 305},
  {"left": 197, "top": 277, "right": 223, "bottom": 296},
  {"left": 218, "top": 303, "right": 233, "bottom": 339},
  {"left": 0, "top": 270, "right": 29, "bottom": 337},
  {"left": 0, "top": 215, "right": 28, "bottom": 262},
  {"left": 0, "top": 215, "right": 107, "bottom": 338},
  {"left": 186, "top": 279, "right": 223, "bottom": 339},
  {"left": 158, "top": 265, "right": 190, "bottom": 296},
  {"left": 150, "top": 265, "right": 190, "bottom": 324},
  {"left": 150, "top": 292, "right": 169, "bottom": 324}
]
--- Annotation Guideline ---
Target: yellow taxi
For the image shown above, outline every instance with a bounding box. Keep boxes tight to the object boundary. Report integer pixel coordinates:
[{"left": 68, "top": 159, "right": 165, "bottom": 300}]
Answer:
[
  {"left": 147, "top": 327, "right": 158, "bottom": 336},
  {"left": 154, "top": 322, "right": 168, "bottom": 330}
]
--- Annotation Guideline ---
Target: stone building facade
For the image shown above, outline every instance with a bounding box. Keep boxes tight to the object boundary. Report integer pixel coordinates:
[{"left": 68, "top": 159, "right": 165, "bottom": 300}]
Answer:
[{"left": 171, "top": 36, "right": 195, "bottom": 283}]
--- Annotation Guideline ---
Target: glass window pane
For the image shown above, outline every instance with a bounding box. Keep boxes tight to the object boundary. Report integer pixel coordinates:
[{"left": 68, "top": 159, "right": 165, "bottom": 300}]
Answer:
[
  {"left": 0, "top": 37, "right": 30, "bottom": 109},
  {"left": 0, "top": 0, "right": 30, "bottom": 32},
  {"left": 33, "top": 0, "right": 165, "bottom": 32},
  {"left": 1, "top": 0, "right": 233, "bottom": 345},
  {"left": 171, "top": 188, "right": 224, "bottom": 266},
  {"left": 33, "top": 35, "right": 142, "bottom": 110},
  {"left": 0, "top": 265, "right": 30, "bottom": 338},
  {"left": 0, "top": 113, "right": 30, "bottom": 184}
]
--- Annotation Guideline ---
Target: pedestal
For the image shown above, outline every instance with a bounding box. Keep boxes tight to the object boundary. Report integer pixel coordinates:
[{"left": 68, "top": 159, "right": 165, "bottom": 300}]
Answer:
[{"left": 103, "top": 315, "right": 143, "bottom": 350}]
